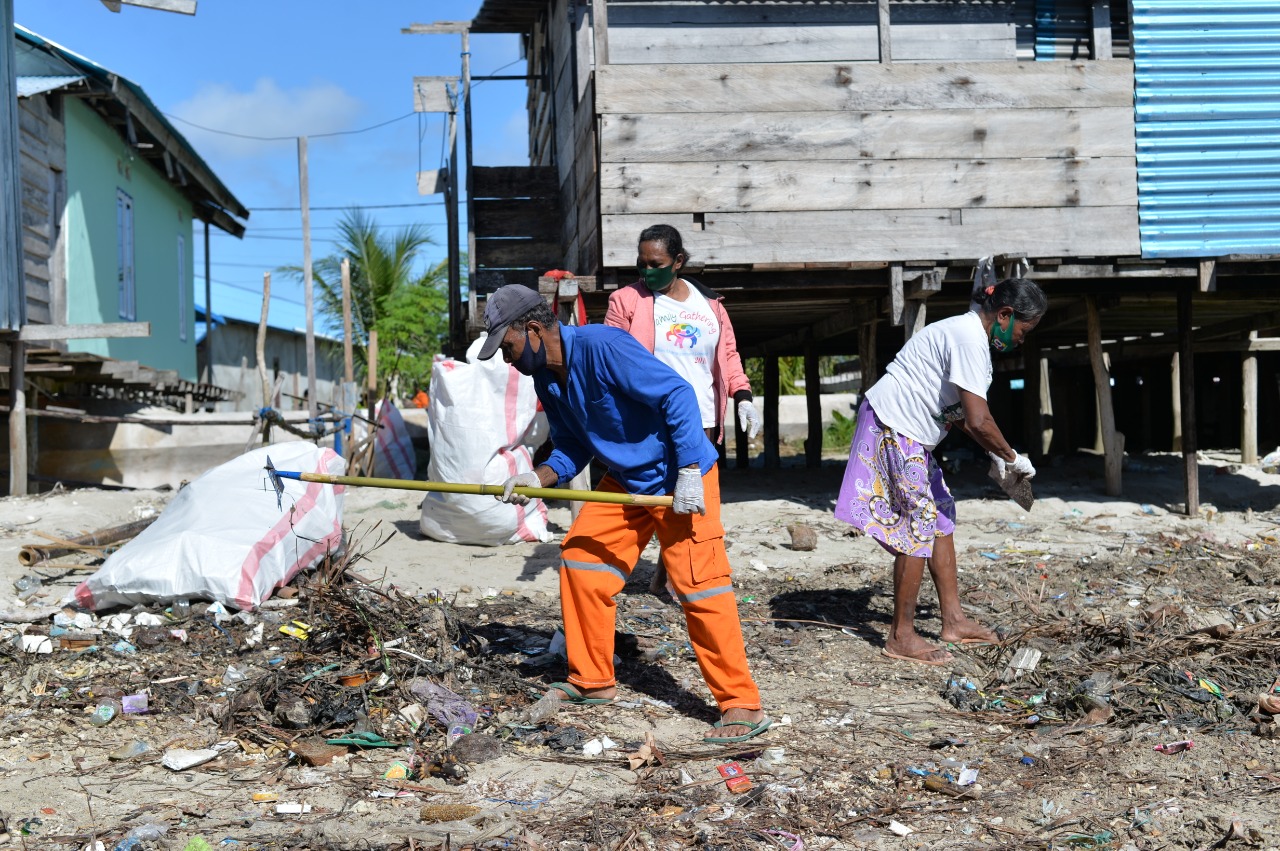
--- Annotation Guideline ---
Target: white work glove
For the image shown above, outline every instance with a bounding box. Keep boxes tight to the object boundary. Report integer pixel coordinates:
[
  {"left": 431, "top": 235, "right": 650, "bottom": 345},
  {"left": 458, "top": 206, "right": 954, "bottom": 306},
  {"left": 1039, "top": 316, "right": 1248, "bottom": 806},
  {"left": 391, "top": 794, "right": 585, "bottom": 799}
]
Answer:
[
  {"left": 672, "top": 467, "right": 706, "bottom": 516},
  {"left": 736, "top": 399, "right": 761, "bottom": 440},
  {"left": 497, "top": 470, "right": 540, "bottom": 505},
  {"left": 989, "top": 451, "right": 1037, "bottom": 480}
]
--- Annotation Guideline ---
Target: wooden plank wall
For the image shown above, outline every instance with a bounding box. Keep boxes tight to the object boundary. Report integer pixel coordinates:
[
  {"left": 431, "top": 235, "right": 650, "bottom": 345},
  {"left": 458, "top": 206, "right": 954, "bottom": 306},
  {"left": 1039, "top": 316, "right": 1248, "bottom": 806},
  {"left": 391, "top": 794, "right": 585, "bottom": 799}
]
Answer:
[
  {"left": 17, "top": 94, "right": 65, "bottom": 327},
  {"left": 471, "top": 166, "right": 560, "bottom": 292},
  {"left": 596, "top": 60, "right": 1140, "bottom": 266},
  {"left": 607, "top": 1, "right": 1017, "bottom": 64}
]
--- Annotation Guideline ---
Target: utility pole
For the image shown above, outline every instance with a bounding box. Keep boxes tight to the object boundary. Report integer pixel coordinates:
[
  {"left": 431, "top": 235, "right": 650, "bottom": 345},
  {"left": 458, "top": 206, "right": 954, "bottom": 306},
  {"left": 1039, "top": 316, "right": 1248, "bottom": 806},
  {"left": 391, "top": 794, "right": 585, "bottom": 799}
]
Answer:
[
  {"left": 3, "top": 0, "right": 29, "bottom": 495},
  {"left": 298, "top": 136, "right": 317, "bottom": 422},
  {"left": 203, "top": 219, "right": 212, "bottom": 380},
  {"left": 403, "top": 21, "right": 471, "bottom": 355}
]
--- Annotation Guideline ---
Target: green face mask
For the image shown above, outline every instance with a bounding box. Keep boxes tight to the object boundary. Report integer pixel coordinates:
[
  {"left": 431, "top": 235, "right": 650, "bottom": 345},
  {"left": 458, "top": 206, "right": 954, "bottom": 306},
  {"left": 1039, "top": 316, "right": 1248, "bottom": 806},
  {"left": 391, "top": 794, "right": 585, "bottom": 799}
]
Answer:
[
  {"left": 640, "top": 262, "right": 677, "bottom": 292},
  {"left": 989, "top": 315, "right": 1017, "bottom": 352}
]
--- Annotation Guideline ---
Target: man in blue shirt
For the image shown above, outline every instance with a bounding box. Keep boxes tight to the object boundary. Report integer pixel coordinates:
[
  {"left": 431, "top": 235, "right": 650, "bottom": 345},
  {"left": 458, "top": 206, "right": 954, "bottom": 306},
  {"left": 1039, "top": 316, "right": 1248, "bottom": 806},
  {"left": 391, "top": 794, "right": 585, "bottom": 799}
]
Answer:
[{"left": 478, "top": 284, "right": 769, "bottom": 744}]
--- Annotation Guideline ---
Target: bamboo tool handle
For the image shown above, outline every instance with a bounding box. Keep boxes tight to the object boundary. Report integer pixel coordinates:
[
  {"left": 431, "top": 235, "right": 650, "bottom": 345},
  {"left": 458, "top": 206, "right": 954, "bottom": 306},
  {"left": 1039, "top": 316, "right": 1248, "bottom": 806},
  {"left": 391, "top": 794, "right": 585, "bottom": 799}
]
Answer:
[{"left": 274, "top": 470, "right": 674, "bottom": 507}]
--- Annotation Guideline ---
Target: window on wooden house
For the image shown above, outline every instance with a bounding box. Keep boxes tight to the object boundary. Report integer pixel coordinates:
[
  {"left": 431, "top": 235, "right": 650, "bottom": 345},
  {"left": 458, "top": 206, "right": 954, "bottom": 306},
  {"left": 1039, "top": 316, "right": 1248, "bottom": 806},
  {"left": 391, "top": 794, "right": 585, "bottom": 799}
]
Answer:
[
  {"left": 177, "top": 234, "right": 187, "bottom": 341},
  {"left": 116, "top": 189, "right": 135, "bottom": 320}
]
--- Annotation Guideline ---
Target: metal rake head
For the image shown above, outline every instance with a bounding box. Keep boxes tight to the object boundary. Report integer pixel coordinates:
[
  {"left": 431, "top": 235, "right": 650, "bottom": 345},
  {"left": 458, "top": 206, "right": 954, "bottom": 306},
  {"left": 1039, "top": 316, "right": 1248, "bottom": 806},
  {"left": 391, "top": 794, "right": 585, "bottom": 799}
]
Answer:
[{"left": 264, "top": 455, "right": 285, "bottom": 511}]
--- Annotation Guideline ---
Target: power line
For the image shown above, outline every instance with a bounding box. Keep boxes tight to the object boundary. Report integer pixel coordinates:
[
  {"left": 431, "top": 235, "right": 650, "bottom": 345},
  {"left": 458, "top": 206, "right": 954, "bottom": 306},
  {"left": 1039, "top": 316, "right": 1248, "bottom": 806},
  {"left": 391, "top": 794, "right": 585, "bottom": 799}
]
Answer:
[
  {"left": 163, "top": 111, "right": 417, "bottom": 142},
  {"left": 195, "top": 275, "right": 305, "bottom": 305},
  {"left": 245, "top": 201, "right": 448, "bottom": 212}
]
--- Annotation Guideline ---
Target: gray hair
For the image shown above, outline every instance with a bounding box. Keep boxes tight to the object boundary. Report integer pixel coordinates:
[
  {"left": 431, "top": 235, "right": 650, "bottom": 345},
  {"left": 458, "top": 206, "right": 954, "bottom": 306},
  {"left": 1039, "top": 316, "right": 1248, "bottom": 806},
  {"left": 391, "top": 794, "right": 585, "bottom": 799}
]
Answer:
[
  {"left": 975, "top": 277, "right": 1048, "bottom": 321},
  {"left": 513, "top": 299, "right": 558, "bottom": 329}
]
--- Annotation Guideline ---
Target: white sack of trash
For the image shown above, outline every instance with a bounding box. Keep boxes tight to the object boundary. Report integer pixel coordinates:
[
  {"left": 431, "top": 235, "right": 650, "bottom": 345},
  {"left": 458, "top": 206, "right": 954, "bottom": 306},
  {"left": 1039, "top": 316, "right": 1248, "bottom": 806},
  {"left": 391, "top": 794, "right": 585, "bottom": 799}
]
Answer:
[
  {"left": 419, "top": 334, "right": 552, "bottom": 545},
  {"left": 351, "top": 397, "right": 417, "bottom": 481},
  {"left": 70, "top": 442, "right": 345, "bottom": 611}
]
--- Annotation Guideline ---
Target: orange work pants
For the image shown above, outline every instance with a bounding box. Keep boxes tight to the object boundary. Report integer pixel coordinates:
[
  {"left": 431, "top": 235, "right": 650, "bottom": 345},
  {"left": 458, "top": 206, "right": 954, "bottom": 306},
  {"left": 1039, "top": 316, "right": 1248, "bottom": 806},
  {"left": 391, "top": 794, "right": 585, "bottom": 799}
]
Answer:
[{"left": 559, "top": 464, "right": 761, "bottom": 712}]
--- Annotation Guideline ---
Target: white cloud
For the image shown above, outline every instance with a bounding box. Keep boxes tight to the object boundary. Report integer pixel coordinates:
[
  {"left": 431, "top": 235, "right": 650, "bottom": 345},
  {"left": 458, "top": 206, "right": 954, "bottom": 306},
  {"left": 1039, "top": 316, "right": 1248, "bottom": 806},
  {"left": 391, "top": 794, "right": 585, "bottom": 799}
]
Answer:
[{"left": 169, "top": 78, "right": 365, "bottom": 159}]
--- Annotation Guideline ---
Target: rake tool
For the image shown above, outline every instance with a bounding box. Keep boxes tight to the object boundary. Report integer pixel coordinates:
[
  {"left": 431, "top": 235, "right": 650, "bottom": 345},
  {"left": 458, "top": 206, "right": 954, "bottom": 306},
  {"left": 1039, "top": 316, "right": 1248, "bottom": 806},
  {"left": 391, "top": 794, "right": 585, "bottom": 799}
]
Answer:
[{"left": 263, "top": 456, "right": 674, "bottom": 511}]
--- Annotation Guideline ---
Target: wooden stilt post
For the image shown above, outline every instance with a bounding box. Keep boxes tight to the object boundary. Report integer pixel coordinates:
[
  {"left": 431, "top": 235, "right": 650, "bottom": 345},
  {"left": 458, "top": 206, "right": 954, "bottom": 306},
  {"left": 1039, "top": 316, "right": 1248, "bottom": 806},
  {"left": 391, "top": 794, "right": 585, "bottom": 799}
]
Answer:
[
  {"left": 1086, "top": 296, "right": 1122, "bottom": 496},
  {"left": 1170, "top": 353, "right": 1182, "bottom": 452},
  {"left": 805, "top": 344, "right": 822, "bottom": 468},
  {"left": 877, "top": 0, "right": 892, "bottom": 63},
  {"left": 1177, "top": 290, "right": 1198, "bottom": 515},
  {"left": 1242, "top": 332, "right": 1258, "bottom": 464},
  {"left": 858, "top": 322, "right": 877, "bottom": 395},
  {"left": 764, "top": 356, "right": 780, "bottom": 470},
  {"left": 1039, "top": 356, "right": 1054, "bottom": 457},
  {"left": 1023, "top": 340, "right": 1041, "bottom": 461},
  {"left": 8, "top": 340, "right": 25, "bottom": 496}
]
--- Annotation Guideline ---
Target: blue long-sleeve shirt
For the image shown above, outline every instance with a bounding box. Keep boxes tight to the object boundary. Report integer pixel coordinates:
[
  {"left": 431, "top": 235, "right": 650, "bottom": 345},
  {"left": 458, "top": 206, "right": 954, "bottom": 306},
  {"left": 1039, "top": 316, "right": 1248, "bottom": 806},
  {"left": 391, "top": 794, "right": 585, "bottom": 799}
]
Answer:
[{"left": 535, "top": 324, "right": 718, "bottom": 496}]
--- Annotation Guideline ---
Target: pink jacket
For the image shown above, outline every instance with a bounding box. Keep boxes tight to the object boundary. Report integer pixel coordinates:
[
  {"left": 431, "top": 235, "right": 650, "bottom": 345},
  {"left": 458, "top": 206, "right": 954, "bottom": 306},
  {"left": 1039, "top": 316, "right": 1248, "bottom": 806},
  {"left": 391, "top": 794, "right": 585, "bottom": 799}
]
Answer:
[{"left": 605, "top": 279, "right": 752, "bottom": 443}]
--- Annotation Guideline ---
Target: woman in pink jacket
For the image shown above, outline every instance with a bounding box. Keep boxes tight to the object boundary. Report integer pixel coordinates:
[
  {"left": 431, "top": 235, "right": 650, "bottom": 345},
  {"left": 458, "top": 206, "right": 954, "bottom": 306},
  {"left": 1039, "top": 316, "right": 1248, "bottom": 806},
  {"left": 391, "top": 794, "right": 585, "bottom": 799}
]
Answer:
[{"left": 606, "top": 224, "right": 761, "bottom": 592}]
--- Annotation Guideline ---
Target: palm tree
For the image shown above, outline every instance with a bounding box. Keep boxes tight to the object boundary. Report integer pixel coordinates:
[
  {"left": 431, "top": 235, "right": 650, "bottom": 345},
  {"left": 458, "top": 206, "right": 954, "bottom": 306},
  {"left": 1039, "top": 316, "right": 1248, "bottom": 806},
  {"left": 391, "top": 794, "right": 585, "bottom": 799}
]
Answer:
[{"left": 283, "top": 209, "right": 447, "bottom": 393}]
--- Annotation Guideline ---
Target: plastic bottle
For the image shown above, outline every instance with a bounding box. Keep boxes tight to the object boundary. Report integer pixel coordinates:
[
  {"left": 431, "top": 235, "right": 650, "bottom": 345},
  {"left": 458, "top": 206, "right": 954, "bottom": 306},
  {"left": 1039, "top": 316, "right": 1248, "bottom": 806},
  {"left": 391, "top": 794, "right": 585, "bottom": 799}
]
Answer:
[
  {"left": 89, "top": 698, "right": 122, "bottom": 727},
  {"left": 170, "top": 598, "right": 191, "bottom": 620}
]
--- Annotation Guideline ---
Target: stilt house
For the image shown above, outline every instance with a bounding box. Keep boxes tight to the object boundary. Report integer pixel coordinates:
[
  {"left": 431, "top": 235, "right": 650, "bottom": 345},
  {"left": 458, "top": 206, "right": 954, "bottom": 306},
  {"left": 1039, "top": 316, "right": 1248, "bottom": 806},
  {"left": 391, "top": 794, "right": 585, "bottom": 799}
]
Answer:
[{"left": 449, "top": 0, "right": 1280, "bottom": 511}]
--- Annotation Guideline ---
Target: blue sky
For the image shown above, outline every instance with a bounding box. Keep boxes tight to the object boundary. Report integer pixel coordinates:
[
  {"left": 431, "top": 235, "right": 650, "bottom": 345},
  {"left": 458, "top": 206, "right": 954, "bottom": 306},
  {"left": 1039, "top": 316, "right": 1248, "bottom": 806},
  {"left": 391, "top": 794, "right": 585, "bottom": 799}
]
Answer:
[{"left": 14, "top": 0, "right": 528, "bottom": 334}]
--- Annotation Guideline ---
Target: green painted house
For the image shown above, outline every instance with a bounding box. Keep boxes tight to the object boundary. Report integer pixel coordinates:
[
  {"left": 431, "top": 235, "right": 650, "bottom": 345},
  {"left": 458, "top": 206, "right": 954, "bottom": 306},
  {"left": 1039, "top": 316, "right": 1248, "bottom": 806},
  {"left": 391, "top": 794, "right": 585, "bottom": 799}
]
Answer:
[{"left": 14, "top": 24, "right": 247, "bottom": 382}]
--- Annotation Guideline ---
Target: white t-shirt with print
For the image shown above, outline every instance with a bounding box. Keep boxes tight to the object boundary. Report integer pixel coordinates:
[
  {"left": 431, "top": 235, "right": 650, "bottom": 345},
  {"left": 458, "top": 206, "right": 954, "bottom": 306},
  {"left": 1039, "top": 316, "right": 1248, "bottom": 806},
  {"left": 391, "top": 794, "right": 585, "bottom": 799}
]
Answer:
[
  {"left": 865, "top": 311, "right": 992, "bottom": 449},
  {"left": 653, "top": 284, "right": 721, "bottom": 428}
]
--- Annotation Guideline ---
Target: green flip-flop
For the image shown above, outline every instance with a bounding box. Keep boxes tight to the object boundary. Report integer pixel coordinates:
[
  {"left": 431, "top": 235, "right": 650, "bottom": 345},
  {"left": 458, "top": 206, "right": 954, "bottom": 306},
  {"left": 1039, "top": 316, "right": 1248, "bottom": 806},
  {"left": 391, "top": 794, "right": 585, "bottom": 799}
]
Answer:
[
  {"left": 549, "top": 682, "right": 614, "bottom": 705},
  {"left": 703, "top": 715, "right": 772, "bottom": 745},
  {"left": 325, "top": 731, "right": 401, "bottom": 748}
]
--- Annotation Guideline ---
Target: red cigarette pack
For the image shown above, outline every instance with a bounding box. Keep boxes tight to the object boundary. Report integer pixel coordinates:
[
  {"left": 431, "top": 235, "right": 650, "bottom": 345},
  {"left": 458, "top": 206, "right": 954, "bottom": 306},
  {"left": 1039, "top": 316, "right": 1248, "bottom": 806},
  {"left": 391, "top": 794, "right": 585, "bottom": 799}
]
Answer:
[{"left": 717, "top": 761, "right": 753, "bottom": 794}]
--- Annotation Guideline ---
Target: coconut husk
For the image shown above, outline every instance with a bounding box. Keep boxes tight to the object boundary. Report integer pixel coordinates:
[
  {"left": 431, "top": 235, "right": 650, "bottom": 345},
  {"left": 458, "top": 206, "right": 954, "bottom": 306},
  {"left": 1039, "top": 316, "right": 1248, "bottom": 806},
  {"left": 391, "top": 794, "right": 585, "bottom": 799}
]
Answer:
[{"left": 989, "top": 466, "right": 1035, "bottom": 511}]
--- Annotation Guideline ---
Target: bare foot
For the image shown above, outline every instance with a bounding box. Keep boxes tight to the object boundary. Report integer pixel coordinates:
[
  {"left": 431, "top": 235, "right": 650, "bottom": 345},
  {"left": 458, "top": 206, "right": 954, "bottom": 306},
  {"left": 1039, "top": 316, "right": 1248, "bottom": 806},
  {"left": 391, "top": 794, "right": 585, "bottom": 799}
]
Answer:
[
  {"left": 884, "top": 633, "right": 954, "bottom": 665},
  {"left": 648, "top": 563, "right": 669, "bottom": 596},
  {"left": 704, "top": 706, "right": 768, "bottom": 741},
  {"left": 940, "top": 616, "right": 1001, "bottom": 645}
]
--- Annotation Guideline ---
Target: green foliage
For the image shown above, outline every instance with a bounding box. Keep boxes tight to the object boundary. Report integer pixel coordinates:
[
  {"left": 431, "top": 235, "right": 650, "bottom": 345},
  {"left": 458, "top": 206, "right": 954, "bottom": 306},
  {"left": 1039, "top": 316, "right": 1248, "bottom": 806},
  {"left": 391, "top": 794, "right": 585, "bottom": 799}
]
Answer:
[
  {"left": 743, "top": 355, "right": 839, "bottom": 396},
  {"left": 824, "top": 407, "right": 857, "bottom": 451},
  {"left": 281, "top": 209, "right": 446, "bottom": 394}
]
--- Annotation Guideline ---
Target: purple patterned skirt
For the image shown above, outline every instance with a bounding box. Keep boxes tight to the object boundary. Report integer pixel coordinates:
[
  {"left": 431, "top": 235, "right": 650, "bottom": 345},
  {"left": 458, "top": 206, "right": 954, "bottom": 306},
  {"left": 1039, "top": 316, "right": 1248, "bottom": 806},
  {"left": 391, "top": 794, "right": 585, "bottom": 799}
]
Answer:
[{"left": 834, "top": 398, "right": 956, "bottom": 558}]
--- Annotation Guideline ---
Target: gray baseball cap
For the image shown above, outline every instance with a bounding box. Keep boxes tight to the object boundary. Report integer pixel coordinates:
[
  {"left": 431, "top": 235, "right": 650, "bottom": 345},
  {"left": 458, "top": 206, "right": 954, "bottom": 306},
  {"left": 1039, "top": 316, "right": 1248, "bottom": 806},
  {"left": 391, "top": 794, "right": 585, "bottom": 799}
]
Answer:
[{"left": 477, "top": 285, "right": 546, "bottom": 360}]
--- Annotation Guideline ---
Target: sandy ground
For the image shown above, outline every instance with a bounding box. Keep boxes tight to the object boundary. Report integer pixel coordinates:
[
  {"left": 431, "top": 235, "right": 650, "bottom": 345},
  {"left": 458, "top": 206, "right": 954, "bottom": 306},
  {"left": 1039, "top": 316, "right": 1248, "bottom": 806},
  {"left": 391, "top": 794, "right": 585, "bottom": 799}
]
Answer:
[{"left": 1, "top": 447, "right": 1279, "bottom": 849}]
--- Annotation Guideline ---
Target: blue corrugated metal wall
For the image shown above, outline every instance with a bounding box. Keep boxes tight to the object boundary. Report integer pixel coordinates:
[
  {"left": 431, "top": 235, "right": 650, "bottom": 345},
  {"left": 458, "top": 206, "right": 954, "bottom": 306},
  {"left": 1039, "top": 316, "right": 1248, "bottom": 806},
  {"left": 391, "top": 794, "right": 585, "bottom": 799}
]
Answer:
[{"left": 1133, "top": 1, "right": 1280, "bottom": 258}]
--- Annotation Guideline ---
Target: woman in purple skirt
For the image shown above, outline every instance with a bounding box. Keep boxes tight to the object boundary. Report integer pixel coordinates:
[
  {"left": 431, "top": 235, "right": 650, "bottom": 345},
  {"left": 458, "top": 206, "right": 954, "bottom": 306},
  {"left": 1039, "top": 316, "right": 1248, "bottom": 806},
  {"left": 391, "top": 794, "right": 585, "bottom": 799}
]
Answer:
[{"left": 835, "top": 277, "right": 1048, "bottom": 666}]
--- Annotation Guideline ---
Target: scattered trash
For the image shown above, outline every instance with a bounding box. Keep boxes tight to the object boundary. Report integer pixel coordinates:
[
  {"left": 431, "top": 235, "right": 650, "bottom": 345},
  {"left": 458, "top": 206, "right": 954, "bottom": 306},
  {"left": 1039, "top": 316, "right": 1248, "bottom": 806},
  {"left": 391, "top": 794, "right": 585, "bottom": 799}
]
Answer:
[
  {"left": 924, "top": 773, "right": 978, "bottom": 800},
  {"left": 108, "top": 741, "right": 150, "bottom": 761},
  {"left": 717, "top": 761, "right": 753, "bottom": 794},
  {"left": 278, "top": 620, "right": 311, "bottom": 641},
  {"left": 89, "top": 698, "right": 122, "bottom": 727},
  {"left": 17, "top": 634, "right": 52, "bottom": 654},
  {"left": 624, "top": 732, "right": 664, "bottom": 771},
  {"left": 109, "top": 822, "right": 168, "bottom": 850},
  {"left": 582, "top": 736, "right": 617, "bottom": 757},
  {"left": 1153, "top": 739, "right": 1194, "bottom": 755},
  {"left": 787, "top": 523, "right": 818, "bottom": 551},
  {"left": 1001, "top": 647, "right": 1043, "bottom": 681},
  {"left": 275, "top": 802, "right": 312, "bottom": 815},
  {"left": 409, "top": 678, "right": 479, "bottom": 740},
  {"left": 121, "top": 692, "right": 148, "bottom": 714},
  {"left": 887, "top": 819, "right": 915, "bottom": 836},
  {"left": 161, "top": 748, "right": 219, "bottom": 771}
]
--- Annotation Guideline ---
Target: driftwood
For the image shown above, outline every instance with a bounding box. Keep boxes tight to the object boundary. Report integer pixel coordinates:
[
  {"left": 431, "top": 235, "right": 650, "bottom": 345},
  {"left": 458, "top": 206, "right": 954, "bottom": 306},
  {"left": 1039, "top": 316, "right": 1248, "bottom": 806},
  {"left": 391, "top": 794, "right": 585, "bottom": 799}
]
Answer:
[{"left": 18, "top": 516, "right": 158, "bottom": 567}]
